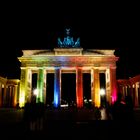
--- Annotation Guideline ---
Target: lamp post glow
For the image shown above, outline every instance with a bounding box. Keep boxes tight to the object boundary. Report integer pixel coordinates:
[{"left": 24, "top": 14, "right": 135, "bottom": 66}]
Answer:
[
  {"left": 100, "top": 88, "right": 106, "bottom": 107},
  {"left": 33, "top": 89, "right": 38, "bottom": 96},
  {"left": 100, "top": 88, "right": 105, "bottom": 96}
]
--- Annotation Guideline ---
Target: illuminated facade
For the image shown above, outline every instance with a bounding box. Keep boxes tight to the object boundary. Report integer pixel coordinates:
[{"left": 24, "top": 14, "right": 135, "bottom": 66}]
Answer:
[
  {"left": 0, "top": 76, "right": 20, "bottom": 107},
  {"left": 18, "top": 48, "right": 118, "bottom": 108},
  {"left": 117, "top": 75, "right": 140, "bottom": 107},
  {"left": 18, "top": 29, "right": 118, "bottom": 108}
]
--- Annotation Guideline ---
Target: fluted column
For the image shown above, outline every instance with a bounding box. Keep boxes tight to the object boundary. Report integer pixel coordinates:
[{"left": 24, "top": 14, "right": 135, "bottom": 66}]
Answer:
[
  {"left": 76, "top": 67, "right": 83, "bottom": 108},
  {"left": 93, "top": 69, "right": 100, "bottom": 107},
  {"left": 54, "top": 67, "right": 61, "bottom": 108},
  {"left": 37, "top": 68, "right": 45, "bottom": 103}
]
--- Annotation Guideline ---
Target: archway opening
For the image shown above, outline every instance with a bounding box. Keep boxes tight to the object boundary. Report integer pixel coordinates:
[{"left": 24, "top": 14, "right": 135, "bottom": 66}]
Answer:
[
  {"left": 83, "top": 73, "right": 91, "bottom": 108},
  {"left": 61, "top": 73, "right": 76, "bottom": 108},
  {"left": 100, "top": 73, "right": 106, "bottom": 107},
  {"left": 46, "top": 73, "right": 54, "bottom": 108}
]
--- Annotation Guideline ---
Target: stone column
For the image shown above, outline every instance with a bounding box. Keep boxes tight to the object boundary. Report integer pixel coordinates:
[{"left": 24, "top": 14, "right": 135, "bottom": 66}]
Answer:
[
  {"left": 54, "top": 67, "right": 61, "bottom": 108},
  {"left": 13, "top": 85, "right": 18, "bottom": 107},
  {"left": 19, "top": 68, "right": 28, "bottom": 108},
  {"left": 135, "top": 83, "right": 139, "bottom": 107},
  {"left": 76, "top": 67, "right": 83, "bottom": 108},
  {"left": 9, "top": 86, "right": 12, "bottom": 107},
  {"left": 138, "top": 83, "right": 140, "bottom": 107},
  {"left": 0, "top": 83, "right": 2, "bottom": 107},
  {"left": 124, "top": 85, "right": 128, "bottom": 97},
  {"left": 130, "top": 84, "right": 135, "bottom": 106},
  {"left": 110, "top": 67, "right": 117, "bottom": 104},
  {"left": 27, "top": 69, "right": 32, "bottom": 102},
  {"left": 3, "top": 84, "right": 7, "bottom": 107},
  {"left": 43, "top": 70, "right": 46, "bottom": 104},
  {"left": 91, "top": 69, "right": 94, "bottom": 106},
  {"left": 37, "top": 68, "right": 45, "bottom": 103},
  {"left": 122, "top": 86, "right": 125, "bottom": 100},
  {"left": 105, "top": 68, "right": 110, "bottom": 104},
  {"left": 93, "top": 69, "right": 100, "bottom": 107}
]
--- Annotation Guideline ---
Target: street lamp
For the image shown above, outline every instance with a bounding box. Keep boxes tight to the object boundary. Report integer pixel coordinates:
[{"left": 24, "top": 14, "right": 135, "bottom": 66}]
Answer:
[
  {"left": 100, "top": 88, "right": 105, "bottom": 96},
  {"left": 33, "top": 88, "right": 38, "bottom": 96},
  {"left": 100, "top": 88, "right": 106, "bottom": 107}
]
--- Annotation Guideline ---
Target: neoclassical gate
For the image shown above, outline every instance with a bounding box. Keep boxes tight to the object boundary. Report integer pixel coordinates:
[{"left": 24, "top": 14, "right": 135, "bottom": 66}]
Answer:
[{"left": 18, "top": 29, "right": 118, "bottom": 108}]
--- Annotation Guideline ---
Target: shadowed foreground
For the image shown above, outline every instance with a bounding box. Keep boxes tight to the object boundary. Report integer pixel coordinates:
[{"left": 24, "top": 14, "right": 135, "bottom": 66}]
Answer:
[{"left": 0, "top": 108, "right": 140, "bottom": 139}]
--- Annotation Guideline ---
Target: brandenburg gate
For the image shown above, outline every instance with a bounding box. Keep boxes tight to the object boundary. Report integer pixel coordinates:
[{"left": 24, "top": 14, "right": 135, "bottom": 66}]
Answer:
[{"left": 18, "top": 29, "right": 119, "bottom": 108}]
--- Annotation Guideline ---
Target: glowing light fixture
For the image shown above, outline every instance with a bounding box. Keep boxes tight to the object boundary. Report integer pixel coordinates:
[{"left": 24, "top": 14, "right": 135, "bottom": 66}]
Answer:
[
  {"left": 33, "top": 88, "right": 38, "bottom": 96},
  {"left": 100, "top": 88, "right": 105, "bottom": 96}
]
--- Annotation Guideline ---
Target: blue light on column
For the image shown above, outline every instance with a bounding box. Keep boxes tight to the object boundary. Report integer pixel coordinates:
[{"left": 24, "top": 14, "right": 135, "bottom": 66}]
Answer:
[{"left": 54, "top": 68, "right": 61, "bottom": 108}]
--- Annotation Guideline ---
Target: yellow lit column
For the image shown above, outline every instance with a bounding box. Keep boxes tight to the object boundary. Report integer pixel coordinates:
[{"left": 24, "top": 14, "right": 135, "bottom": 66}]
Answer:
[
  {"left": 19, "top": 68, "right": 29, "bottom": 108},
  {"left": 76, "top": 67, "right": 83, "bottom": 108},
  {"left": 27, "top": 69, "right": 32, "bottom": 102},
  {"left": 13, "top": 85, "right": 18, "bottom": 107},
  {"left": 93, "top": 69, "right": 100, "bottom": 107}
]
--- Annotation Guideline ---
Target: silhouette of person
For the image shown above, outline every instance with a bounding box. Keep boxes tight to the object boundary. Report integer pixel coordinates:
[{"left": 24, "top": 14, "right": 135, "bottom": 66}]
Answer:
[
  {"left": 23, "top": 99, "right": 31, "bottom": 130},
  {"left": 36, "top": 98, "right": 45, "bottom": 130},
  {"left": 111, "top": 93, "right": 126, "bottom": 121},
  {"left": 30, "top": 95, "right": 37, "bottom": 131}
]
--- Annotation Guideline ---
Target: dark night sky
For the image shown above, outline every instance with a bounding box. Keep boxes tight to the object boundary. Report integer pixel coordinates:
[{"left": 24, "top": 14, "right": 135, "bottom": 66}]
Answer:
[{"left": 0, "top": 2, "right": 140, "bottom": 80}]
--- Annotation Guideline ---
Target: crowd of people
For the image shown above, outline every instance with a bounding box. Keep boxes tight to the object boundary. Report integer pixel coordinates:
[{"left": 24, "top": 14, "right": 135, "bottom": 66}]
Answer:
[
  {"left": 23, "top": 92, "right": 134, "bottom": 131},
  {"left": 111, "top": 93, "right": 134, "bottom": 121},
  {"left": 99, "top": 93, "right": 134, "bottom": 121}
]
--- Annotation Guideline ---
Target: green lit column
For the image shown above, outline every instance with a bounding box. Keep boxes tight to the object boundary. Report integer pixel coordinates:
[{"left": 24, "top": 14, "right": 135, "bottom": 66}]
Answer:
[{"left": 37, "top": 68, "right": 45, "bottom": 103}]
